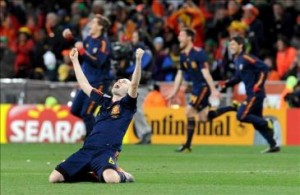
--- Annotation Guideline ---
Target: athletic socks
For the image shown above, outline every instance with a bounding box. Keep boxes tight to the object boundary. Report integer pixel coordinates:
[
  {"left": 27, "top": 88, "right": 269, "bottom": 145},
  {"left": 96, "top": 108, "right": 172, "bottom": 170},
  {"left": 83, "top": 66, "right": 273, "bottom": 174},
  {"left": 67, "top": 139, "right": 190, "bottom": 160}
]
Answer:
[{"left": 184, "top": 117, "right": 196, "bottom": 148}]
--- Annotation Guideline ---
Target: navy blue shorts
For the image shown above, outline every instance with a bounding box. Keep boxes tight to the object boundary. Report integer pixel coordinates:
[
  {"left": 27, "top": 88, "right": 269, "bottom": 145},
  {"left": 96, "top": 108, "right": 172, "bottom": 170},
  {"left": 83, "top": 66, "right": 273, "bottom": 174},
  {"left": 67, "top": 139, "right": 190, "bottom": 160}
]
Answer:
[
  {"left": 237, "top": 95, "right": 264, "bottom": 120},
  {"left": 56, "top": 148, "right": 118, "bottom": 182},
  {"left": 189, "top": 85, "right": 211, "bottom": 112}
]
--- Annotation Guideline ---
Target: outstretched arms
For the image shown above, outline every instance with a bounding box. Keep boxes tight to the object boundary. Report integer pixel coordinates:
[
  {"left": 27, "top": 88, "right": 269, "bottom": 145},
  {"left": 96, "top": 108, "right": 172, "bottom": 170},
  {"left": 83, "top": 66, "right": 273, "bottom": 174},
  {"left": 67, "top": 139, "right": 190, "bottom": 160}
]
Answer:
[
  {"left": 128, "top": 48, "right": 144, "bottom": 98},
  {"left": 69, "top": 48, "right": 93, "bottom": 97}
]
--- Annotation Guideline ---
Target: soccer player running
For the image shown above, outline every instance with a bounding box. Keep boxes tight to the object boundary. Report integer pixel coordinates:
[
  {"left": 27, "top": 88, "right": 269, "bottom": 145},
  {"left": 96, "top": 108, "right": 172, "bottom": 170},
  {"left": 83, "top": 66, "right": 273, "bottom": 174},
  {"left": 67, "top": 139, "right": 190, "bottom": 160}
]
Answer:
[
  {"left": 49, "top": 48, "right": 144, "bottom": 183},
  {"left": 219, "top": 36, "right": 280, "bottom": 153},
  {"left": 167, "top": 28, "right": 220, "bottom": 152},
  {"left": 62, "top": 15, "right": 112, "bottom": 137}
]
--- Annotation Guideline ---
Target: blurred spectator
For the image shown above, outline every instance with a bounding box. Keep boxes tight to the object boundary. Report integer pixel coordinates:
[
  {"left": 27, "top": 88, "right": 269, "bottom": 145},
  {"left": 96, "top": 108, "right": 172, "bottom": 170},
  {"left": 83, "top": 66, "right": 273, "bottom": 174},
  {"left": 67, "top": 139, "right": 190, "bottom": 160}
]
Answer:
[
  {"left": 241, "top": 3, "right": 264, "bottom": 55},
  {"left": 13, "top": 27, "right": 34, "bottom": 78},
  {"left": 271, "top": 2, "right": 295, "bottom": 43},
  {"left": 57, "top": 49, "right": 75, "bottom": 82},
  {"left": 152, "top": 36, "right": 176, "bottom": 81},
  {"left": 143, "top": 84, "right": 167, "bottom": 109},
  {"left": 284, "top": 81, "right": 300, "bottom": 108},
  {"left": 167, "top": 0, "right": 205, "bottom": 47},
  {"left": 280, "top": 76, "right": 298, "bottom": 109},
  {"left": 264, "top": 56, "right": 280, "bottom": 81},
  {"left": 227, "top": 0, "right": 242, "bottom": 21},
  {"left": 45, "top": 12, "right": 65, "bottom": 60},
  {"left": 204, "top": 39, "right": 222, "bottom": 80},
  {"left": 276, "top": 36, "right": 297, "bottom": 80}
]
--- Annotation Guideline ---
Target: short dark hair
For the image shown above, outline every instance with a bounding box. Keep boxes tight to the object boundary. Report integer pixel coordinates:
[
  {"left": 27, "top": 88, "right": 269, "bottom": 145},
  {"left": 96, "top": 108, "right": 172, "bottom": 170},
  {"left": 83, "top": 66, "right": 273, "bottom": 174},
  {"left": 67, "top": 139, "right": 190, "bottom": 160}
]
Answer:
[
  {"left": 94, "top": 14, "right": 111, "bottom": 32},
  {"left": 181, "top": 28, "right": 195, "bottom": 41},
  {"left": 230, "top": 36, "right": 245, "bottom": 46}
]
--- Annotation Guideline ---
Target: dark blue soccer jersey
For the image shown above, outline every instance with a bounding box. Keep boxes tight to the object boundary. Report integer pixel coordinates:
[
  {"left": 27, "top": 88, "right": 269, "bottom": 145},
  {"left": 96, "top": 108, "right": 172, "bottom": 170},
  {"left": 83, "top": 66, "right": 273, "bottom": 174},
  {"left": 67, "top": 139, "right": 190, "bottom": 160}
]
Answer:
[
  {"left": 82, "top": 35, "right": 111, "bottom": 84},
  {"left": 227, "top": 52, "right": 269, "bottom": 97},
  {"left": 179, "top": 47, "right": 209, "bottom": 91},
  {"left": 83, "top": 89, "right": 137, "bottom": 151}
]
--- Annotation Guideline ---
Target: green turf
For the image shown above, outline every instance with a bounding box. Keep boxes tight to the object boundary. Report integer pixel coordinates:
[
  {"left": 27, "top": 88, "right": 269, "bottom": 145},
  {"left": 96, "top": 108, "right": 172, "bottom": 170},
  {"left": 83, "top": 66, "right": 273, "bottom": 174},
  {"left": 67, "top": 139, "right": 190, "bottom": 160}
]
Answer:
[{"left": 1, "top": 144, "right": 300, "bottom": 195}]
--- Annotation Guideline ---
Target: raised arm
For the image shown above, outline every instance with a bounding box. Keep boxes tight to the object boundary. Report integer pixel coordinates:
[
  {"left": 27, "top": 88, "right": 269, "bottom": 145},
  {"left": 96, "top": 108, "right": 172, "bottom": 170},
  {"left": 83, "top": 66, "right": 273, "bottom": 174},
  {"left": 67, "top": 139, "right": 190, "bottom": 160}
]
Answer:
[
  {"left": 128, "top": 48, "right": 144, "bottom": 98},
  {"left": 69, "top": 48, "right": 93, "bottom": 96}
]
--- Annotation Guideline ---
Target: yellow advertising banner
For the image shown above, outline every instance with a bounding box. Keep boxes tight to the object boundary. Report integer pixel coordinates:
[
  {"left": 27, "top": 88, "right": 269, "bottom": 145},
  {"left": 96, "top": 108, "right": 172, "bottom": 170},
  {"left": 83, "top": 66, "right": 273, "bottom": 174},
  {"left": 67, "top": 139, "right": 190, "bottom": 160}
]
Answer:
[
  {"left": 0, "top": 104, "right": 11, "bottom": 143},
  {"left": 124, "top": 108, "right": 287, "bottom": 145}
]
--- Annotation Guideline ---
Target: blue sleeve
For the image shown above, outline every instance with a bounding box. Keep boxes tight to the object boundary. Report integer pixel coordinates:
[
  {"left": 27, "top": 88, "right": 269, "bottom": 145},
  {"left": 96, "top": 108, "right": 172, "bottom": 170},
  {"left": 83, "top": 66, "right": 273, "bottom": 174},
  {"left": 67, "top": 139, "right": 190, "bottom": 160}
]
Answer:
[
  {"left": 198, "top": 50, "right": 208, "bottom": 69},
  {"left": 83, "top": 39, "right": 110, "bottom": 68},
  {"left": 120, "top": 94, "right": 137, "bottom": 111},
  {"left": 89, "top": 89, "right": 106, "bottom": 105},
  {"left": 179, "top": 54, "right": 186, "bottom": 70},
  {"left": 225, "top": 70, "right": 241, "bottom": 87}
]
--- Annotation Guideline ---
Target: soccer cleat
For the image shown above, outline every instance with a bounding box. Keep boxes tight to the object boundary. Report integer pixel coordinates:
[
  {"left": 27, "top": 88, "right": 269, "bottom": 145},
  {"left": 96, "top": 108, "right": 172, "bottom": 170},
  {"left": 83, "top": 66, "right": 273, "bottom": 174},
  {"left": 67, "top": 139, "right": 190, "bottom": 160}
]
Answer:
[
  {"left": 123, "top": 172, "right": 135, "bottom": 182},
  {"left": 175, "top": 145, "right": 192, "bottom": 153},
  {"left": 261, "top": 146, "right": 280, "bottom": 153}
]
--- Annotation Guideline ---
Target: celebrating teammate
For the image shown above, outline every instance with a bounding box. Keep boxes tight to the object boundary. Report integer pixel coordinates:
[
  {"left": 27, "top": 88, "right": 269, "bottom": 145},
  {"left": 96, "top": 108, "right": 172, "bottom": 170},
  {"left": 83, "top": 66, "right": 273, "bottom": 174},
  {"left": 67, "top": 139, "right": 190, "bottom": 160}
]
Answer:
[
  {"left": 167, "top": 28, "right": 220, "bottom": 152},
  {"left": 62, "top": 14, "right": 112, "bottom": 137},
  {"left": 49, "top": 47, "right": 144, "bottom": 183},
  {"left": 217, "top": 36, "right": 280, "bottom": 153}
]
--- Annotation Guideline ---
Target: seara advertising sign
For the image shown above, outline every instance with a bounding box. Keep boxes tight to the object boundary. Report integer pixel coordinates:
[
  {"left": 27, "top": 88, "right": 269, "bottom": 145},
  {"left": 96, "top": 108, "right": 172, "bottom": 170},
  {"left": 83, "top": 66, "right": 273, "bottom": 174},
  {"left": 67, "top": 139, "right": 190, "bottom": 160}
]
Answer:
[{"left": 6, "top": 105, "right": 85, "bottom": 143}]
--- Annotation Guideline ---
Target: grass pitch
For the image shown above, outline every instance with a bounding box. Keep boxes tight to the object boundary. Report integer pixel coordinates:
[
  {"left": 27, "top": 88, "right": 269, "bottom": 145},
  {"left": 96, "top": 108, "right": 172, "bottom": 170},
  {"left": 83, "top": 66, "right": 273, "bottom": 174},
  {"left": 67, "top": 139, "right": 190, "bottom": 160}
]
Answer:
[{"left": 1, "top": 144, "right": 300, "bottom": 195}]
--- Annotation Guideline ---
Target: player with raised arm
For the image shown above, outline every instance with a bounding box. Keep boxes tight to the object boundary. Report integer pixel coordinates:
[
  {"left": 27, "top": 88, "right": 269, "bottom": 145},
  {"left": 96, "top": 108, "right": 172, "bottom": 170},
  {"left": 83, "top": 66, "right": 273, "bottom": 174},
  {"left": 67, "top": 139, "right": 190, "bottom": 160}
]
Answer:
[
  {"left": 167, "top": 28, "right": 220, "bottom": 152},
  {"left": 49, "top": 47, "right": 144, "bottom": 183},
  {"left": 62, "top": 14, "right": 112, "bottom": 137}
]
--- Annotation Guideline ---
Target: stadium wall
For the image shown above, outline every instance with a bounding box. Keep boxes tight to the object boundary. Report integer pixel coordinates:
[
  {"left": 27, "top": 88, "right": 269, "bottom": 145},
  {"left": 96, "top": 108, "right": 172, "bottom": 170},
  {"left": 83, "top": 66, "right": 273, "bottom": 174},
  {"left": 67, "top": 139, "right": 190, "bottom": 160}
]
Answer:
[{"left": 1, "top": 104, "right": 299, "bottom": 145}]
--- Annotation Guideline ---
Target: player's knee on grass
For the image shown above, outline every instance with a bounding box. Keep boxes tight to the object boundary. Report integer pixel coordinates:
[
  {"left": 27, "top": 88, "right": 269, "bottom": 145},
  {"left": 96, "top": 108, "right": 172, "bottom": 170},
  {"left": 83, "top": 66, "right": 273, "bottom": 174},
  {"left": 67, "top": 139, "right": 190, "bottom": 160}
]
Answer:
[
  {"left": 49, "top": 170, "right": 65, "bottom": 183},
  {"left": 102, "top": 169, "right": 120, "bottom": 183}
]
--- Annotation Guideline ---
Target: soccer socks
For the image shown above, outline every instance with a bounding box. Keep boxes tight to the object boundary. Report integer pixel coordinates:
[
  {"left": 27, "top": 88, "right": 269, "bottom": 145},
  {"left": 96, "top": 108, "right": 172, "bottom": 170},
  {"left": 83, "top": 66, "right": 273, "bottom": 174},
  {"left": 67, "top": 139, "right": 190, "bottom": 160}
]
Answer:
[
  {"left": 184, "top": 117, "right": 196, "bottom": 148},
  {"left": 208, "top": 106, "right": 236, "bottom": 120},
  {"left": 118, "top": 172, "right": 127, "bottom": 183}
]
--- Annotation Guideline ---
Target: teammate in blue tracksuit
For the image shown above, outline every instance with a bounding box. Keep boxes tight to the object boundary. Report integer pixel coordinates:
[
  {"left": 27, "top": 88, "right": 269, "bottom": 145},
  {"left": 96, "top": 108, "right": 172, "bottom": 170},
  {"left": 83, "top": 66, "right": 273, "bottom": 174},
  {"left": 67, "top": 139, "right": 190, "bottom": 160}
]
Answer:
[
  {"left": 216, "top": 36, "right": 280, "bottom": 153},
  {"left": 63, "top": 15, "right": 112, "bottom": 137},
  {"left": 49, "top": 48, "right": 145, "bottom": 183}
]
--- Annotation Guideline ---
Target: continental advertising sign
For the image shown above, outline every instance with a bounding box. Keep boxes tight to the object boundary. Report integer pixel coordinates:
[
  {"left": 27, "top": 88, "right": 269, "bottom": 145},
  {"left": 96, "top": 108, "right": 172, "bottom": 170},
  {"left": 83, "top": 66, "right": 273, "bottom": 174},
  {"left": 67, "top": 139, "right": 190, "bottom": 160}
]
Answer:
[
  {"left": 0, "top": 104, "right": 85, "bottom": 143},
  {"left": 143, "top": 108, "right": 255, "bottom": 145}
]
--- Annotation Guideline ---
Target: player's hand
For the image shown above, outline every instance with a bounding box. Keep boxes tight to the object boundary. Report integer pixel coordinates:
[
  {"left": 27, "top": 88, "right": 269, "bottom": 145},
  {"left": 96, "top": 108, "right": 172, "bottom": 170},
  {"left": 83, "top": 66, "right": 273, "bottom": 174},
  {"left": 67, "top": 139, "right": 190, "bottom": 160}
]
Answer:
[
  {"left": 253, "top": 85, "right": 260, "bottom": 93},
  {"left": 69, "top": 48, "right": 79, "bottom": 62},
  {"left": 135, "top": 48, "right": 144, "bottom": 60},
  {"left": 62, "top": 28, "right": 73, "bottom": 39},
  {"left": 218, "top": 81, "right": 227, "bottom": 93},
  {"left": 75, "top": 41, "right": 83, "bottom": 50},
  {"left": 211, "top": 89, "right": 221, "bottom": 99}
]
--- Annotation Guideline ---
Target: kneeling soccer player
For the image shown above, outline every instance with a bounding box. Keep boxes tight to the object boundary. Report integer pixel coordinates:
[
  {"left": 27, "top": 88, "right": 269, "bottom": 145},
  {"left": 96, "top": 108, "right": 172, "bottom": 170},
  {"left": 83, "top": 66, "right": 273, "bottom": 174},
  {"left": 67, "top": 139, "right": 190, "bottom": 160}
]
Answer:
[{"left": 49, "top": 47, "right": 145, "bottom": 183}]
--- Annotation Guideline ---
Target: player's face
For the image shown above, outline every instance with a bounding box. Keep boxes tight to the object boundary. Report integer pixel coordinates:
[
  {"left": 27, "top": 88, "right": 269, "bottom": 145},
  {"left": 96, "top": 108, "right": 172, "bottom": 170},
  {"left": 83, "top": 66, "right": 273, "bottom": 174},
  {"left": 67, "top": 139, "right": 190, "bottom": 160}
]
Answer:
[
  {"left": 178, "top": 31, "right": 191, "bottom": 50},
  {"left": 112, "top": 79, "right": 131, "bottom": 96},
  {"left": 229, "top": 40, "right": 242, "bottom": 55},
  {"left": 89, "top": 18, "right": 102, "bottom": 36}
]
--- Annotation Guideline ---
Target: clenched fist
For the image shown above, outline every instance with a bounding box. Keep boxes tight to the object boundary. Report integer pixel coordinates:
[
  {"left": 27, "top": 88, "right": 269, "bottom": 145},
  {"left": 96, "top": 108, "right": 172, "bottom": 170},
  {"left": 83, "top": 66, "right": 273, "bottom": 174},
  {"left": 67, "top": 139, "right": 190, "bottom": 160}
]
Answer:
[
  {"left": 62, "top": 28, "right": 73, "bottom": 39},
  {"left": 69, "top": 48, "right": 78, "bottom": 62},
  {"left": 135, "top": 48, "right": 144, "bottom": 60}
]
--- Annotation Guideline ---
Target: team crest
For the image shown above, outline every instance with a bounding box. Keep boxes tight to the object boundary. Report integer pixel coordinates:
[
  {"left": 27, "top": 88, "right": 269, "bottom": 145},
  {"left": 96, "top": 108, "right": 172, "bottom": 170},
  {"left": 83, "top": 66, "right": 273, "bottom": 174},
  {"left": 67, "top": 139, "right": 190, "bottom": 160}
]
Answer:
[
  {"left": 239, "top": 64, "right": 243, "bottom": 70},
  {"left": 93, "top": 47, "right": 98, "bottom": 54},
  {"left": 111, "top": 105, "right": 120, "bottom": 118},
  {"left": 191, "top": 61, "right": 197, "bottom": 69},
  {"left": 85, "top": 44, "right": 89, "bottom": 48}
]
